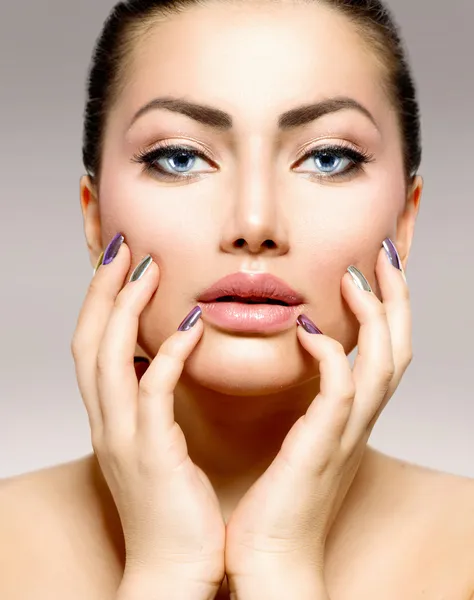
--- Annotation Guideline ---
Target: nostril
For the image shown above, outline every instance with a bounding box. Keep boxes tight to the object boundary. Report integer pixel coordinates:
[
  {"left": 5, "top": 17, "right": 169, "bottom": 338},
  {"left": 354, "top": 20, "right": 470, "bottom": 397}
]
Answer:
[
  {"left": 263, "top": 239, "right": 277, "bottom": 249},
  {"left": 232, "top": 239, "right": 278, "bottom": 250}
]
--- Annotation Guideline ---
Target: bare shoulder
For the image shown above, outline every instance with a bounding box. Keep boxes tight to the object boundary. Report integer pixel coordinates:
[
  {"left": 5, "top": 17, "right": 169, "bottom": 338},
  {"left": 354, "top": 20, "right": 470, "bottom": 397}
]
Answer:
[
  {"left": 0, "top": 457, "right": 122, "bottom": 599},
  {"left": 377, "top": 448, "right": 474, "bottom": 516},
  {"left": 373, "top": 449, "right": 474, "bottom": 594}
]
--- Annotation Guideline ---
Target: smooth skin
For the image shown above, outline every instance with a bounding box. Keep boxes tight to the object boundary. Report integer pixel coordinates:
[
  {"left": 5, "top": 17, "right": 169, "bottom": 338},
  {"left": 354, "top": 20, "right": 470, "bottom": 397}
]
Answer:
[
  {"left": 1, "top": 1, "right": 474, "bottom": 599},
  {"left": 73, "top": 233, "right": 411, "bottom": 600},
  {"left": 73, "top": 242, "right": 225, "bottom": 600}
]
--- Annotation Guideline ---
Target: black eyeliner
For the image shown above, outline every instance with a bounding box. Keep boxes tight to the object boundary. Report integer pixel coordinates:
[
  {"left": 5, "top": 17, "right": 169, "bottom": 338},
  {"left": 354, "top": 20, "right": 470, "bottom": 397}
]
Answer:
[{"left": 131, "top": 141, "right": 374, "bottom": 181}]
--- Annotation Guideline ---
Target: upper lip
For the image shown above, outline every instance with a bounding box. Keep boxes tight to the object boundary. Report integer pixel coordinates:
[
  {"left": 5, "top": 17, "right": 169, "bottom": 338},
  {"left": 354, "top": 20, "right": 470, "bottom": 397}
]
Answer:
[{"left": 197, "top": 272, "right": 305, "bottom": 306}]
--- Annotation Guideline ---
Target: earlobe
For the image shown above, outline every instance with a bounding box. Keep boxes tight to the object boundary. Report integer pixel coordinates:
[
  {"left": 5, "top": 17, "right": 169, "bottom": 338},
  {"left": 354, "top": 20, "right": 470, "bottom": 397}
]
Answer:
[{"left": 80, "top": 175, "right": 103, "bottom": 268}]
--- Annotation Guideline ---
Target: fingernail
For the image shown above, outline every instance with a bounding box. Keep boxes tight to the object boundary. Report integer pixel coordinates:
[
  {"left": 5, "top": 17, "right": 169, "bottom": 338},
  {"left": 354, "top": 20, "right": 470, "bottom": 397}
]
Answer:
[
  {"left": 382, "top": 238, "right": 402, "bottom": 271},
  {"left": 297, "top": 314, "right": 323, "bottom": 334},
  {"left": 178, "top": 306, "right": 202, "bottom": 331},
  {"left": 93, "top": 250, "right": 105, "bottom": 275},
  {"left": 347, "top": 266, "right": 372, "bottom": 293},
  {"left": 129, "top": 255, "right": 153, "bottom": 283},
  {"left": 103, "top": 233, "right": 125, "bottom": 266},
  {"left": 382, "top": 238, "right": 407, "bottom": 282}
]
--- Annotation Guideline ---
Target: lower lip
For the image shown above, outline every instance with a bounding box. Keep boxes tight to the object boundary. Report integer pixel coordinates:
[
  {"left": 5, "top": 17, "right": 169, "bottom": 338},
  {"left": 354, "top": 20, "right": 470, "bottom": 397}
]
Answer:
[{"left": 199, "top": 301, "right": 302, "bottom": 333}]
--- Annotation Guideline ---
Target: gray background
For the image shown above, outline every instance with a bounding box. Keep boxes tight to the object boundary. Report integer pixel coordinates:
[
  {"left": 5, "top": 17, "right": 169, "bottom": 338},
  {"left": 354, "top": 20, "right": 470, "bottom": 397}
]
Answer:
[{"left": 0, "top": 1, "right": 472, "bottom": 479}]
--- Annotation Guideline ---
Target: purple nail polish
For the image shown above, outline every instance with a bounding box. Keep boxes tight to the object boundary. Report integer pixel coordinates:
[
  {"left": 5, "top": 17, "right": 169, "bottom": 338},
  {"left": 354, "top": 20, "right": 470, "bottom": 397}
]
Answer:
[
  {"left": 103, "top": 233, "right": 125, "bottom": 266},
  {"left": 297, "top": 314, "right": 323, "bottom": 335},
  {"left": 382, "top": 238, "right": 402, "bottom": 271},
  {"left": 178, "top": 306, "right": 202, "bottom": 332}
]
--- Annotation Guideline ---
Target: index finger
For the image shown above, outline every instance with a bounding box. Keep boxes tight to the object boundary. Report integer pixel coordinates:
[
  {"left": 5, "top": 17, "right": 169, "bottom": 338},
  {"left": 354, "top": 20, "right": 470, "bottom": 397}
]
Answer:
[{"left": 71, "top": 238, "right": 130, "bottom": 432}]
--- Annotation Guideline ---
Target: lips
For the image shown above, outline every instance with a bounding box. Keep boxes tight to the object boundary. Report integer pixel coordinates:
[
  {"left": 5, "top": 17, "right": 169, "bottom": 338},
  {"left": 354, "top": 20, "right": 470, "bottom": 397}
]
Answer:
[
  {"left": 196, "top": 272, "right": 305, "bottom": 333},
  {"left": 197, "top": 272, "right": 305, "bottom": 306}
]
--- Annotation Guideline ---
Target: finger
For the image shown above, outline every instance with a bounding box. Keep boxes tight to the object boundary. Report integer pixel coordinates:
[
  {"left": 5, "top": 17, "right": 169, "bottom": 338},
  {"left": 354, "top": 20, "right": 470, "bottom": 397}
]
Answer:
[
  {"left": 281, "top": 326, "right": 354, "bottom": 468},
  {"left": 97, "top": 256, "right": 160, "bottom": 437},
  {"left": 137, "top": 308, "right": 204, "bottom": 440},
  {"left": 374, "top": 241, "right": 413, "bottom": 405},
  {"left": 71, "top": 238, "right": 130, "bottom": 433},
  {"left": 341, "top": 263, "right": 394, "bottom": 449}
]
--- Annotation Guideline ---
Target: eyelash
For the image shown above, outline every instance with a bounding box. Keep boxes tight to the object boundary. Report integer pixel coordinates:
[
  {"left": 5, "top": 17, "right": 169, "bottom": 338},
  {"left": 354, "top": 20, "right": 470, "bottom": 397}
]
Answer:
[{"left": 131, "top": 140, "right": 374, "bottom": 182}]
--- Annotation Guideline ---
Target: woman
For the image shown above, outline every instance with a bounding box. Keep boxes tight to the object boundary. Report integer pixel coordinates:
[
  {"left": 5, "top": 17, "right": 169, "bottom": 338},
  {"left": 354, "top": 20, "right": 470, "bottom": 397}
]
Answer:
[{"left": 1, "top": 0, "right": 473, "bottom": 598}]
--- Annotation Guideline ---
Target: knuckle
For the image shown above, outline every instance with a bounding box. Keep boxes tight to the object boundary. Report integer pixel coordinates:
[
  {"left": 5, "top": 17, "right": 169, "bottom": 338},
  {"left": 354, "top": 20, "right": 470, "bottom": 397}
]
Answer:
[
  {"left": 339, "top": 383, "right": 356, "bottom": 405},
  {"left": 71, "top": 327, "right": 99, "bottom": 362},
  {"left": 380, "top": 360, "right": 395, "bottom": 382},
  {"left": 96, "top": 349, "right": 109, "bottom": 376},
  {"left": 90, "top": 431, "right": 104, "bottom": 455},
  {"left": 87, "top": 277, "right": 103, "bottom": 299},
  {"left": 402, "top": 350, "right": 413, "bottom": 370},
  {"left": 156, "top": 340, "right": 187, "bottom": 370},
  {"left": 400, "top": 284, "right": 411, "bottom": 303},
  {"left": 71, "top": 332, "right": 89, "bottom": 360},
  {"left": 158, "top": 334, "right": 183, "bottom": 357},
  {"left": 70, "top": 336, "right": 81, "bottom": 360},
  {"left": 373, "top": 303, "right": 387, "bottom": 319},
  {"left": 102, "top": 429, "right": 131, "bottom": 458},
  {"left": 114, "top": 289, "right": 133, "bottom": 313},
  {"left": 138, "top": 378, "right": 156, "bottom": 399},
  {"left": 325, "top": 338, "right": 346, "bottom": 358}
]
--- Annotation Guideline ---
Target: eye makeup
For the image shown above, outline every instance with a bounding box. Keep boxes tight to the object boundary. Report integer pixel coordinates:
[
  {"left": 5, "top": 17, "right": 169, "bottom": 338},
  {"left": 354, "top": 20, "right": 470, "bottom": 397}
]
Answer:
[{"left": 130, "top": 139, "right": 374, "bottom": 183}]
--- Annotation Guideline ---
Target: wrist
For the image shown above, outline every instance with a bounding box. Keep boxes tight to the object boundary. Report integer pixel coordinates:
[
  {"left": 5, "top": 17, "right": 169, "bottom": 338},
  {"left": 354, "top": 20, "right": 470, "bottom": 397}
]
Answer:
[
  {"left": 228, "top": 563, "right": 329, "bottom": 600},
  {"left": 116, "top": 570, "right": 221, "bottom": 600}
]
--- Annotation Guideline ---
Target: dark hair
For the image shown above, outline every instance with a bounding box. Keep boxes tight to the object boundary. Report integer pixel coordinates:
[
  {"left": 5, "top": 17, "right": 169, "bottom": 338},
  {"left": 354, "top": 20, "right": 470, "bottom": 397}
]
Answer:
[{"left": 82, "top": 0, "right": 422, "bottom": 186}]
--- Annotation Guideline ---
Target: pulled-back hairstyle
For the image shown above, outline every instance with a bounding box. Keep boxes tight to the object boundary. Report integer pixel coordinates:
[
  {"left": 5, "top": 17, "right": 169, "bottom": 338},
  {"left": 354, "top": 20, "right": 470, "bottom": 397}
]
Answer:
[{"left": 82, "top": 0, "right": 422, "bottom": 186}]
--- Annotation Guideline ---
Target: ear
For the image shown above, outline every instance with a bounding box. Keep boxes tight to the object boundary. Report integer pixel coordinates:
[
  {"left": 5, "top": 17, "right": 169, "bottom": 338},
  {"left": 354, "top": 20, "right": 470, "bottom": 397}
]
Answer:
[
  {"left": 80, "top": 175, "right": 104, "bottom": 269},
  {"left": 393, "top": 175, "right": 423, "bottom": 272}
]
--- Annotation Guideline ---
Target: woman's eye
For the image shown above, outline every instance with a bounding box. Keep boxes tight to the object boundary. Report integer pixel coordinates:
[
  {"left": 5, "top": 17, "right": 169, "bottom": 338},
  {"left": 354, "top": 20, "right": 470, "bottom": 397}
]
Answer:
[
  {"left": 133, "top": 145, "right": 215, "bottom": 180},
  {"left": 294, "top": 146, "right": 370, "bottom": 179},
  {"left": 156, "top": 149, "right": 210, "bottom": 174},
  {"left": 134, "top": 143, "right": 371, "bottom": 181}
]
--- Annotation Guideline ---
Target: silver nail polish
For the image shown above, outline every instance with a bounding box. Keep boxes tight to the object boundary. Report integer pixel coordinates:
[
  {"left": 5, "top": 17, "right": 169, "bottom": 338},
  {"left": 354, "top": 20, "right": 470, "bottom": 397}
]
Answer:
[
  {"left": 129, "top": 255, "right": 153, "bottom": 282},
  {"left": 347, "top": 266, "right": 372, "bottom": 292},
  {"left": 93, "top": 250, "right": 105, "bottom": 276}
]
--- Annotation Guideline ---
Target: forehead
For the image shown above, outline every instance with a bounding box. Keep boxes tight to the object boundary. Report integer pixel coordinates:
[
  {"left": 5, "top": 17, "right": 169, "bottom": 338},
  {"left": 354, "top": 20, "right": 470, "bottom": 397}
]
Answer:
[{"left": 116, "top": 1, "right": 389, "bottom": 131}]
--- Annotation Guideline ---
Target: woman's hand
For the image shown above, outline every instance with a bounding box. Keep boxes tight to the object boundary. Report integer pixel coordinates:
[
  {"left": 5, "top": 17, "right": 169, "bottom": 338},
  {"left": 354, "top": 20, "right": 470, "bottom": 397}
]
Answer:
[
  {"left": 225, "top": 240, "right": 411, "bottom": 598},
  {"left": 71, "top": 235, "right": 225, "bottom": 600}
]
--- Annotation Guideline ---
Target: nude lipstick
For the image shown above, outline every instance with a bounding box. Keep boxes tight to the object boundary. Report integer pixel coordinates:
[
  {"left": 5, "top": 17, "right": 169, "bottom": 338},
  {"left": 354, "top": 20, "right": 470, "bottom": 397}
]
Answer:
[{"left": 197, "top": 272, "right": 305, "bottom": 333}]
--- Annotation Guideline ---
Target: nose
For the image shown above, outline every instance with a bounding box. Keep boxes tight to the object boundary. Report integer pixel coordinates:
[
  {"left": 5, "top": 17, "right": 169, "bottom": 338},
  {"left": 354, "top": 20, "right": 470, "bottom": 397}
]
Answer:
[{"left": 219, "top": 150, "right": 290, "bottom": 256}]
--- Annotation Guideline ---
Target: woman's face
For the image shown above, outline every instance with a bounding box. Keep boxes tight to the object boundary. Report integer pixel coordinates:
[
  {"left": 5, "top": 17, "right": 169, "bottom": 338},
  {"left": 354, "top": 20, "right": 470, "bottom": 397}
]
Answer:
[{"left": 84, "top": 1, "right": 420, "bottom": 396}]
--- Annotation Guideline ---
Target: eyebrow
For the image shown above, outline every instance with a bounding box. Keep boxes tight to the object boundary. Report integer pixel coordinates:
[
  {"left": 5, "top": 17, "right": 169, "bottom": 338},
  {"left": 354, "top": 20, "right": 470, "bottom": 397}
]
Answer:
[{"left": 129, "top": 96, "right": 379, "bottom": 131}]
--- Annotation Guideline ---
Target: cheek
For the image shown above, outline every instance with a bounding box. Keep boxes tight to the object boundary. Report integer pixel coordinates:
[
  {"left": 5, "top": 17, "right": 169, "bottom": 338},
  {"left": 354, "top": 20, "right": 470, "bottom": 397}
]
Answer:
[
  {"left": 97, "top": 178, "right": 215, "bottom": 352},
  {"left": 297, "top": 183, "right": 403, "bottom": 349},
  {"left": 98, "top": 178, "right": 210, "bottom": 277}
]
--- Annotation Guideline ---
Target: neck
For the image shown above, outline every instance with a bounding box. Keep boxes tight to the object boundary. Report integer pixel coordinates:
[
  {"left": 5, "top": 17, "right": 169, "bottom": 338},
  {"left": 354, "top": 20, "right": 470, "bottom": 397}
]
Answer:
[
  {"left": 86, "top": 376, "right": 382, "bottom": 563},
  {"left": 173, "top": 376, "right": 322, "bottom": 501}
]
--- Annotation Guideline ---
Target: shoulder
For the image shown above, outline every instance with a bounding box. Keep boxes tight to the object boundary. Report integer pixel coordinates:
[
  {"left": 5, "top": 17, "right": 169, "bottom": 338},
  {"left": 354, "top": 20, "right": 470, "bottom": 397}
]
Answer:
[
  {"left": 0, "top": 456, "right": 91, "bottom": 518},
  {"left": 372, "top": 448, "right": 474, "bottom": 532},
  {"left": 378, "top": 448, "right": 474, "bottom": 513},
  {"left": 0, "top": 457, "right": 121, "bottom": 599},
  {"left": 373, "top": 449, "right": 474, "bottom": 593}
]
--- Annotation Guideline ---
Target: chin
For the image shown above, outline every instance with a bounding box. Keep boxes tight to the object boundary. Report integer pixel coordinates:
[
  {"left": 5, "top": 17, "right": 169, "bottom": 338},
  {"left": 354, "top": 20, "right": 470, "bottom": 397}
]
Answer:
[
  {"left": 138, "top": 308, "right": 358, "bottom": 397},
  {"left": 180, "top": 327, "right": 320, "bottom": 396}
]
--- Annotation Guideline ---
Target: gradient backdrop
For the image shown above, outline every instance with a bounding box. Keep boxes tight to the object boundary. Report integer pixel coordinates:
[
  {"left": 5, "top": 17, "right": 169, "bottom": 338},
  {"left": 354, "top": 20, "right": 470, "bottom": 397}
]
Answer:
[{"left": 0, "top": 1, "right": 472, "bottom": 478}]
